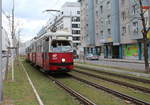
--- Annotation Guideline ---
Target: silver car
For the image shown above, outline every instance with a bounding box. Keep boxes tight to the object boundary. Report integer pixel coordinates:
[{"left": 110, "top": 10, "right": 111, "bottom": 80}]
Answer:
[{"left": 86, "top": 53, "right": 99, "bottom": 60}]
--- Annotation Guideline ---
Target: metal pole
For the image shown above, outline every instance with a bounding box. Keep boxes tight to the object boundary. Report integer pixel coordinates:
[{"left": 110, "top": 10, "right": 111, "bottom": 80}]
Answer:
[
  {"left": 17, "top": 30, "right": 21, "bottom": 56},
  {"left": 0, "top": 0, "right": 3, "bottom": 103},
  {"left": 11, "top": 0, "right": 15, "bottom": 81},
  {"left": 5, "top": 48, "right": 10, "bottom": 80},
  {"left": 11, "top": 54, "right": 14, "bottom": 81},
  {"left": 12, "top": 0, "right": 14, "bottom": 40}
]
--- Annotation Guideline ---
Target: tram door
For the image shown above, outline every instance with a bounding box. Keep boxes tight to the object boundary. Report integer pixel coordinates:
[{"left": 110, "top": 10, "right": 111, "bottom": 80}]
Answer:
[{"left": 43, "top": 37, "right": 49, "bottom": 70}]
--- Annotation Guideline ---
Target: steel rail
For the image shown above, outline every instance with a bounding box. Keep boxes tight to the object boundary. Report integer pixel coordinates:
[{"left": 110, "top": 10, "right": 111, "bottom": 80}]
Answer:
[
  {"left": 26, "top": 65, "right": 97, "bottom": 105},
  {"left": 75, "top": 66, "right": 150, "bottom": 84},
  {"left": 74, "top": 69, "right": 150, "bottom": 93},
  {"left": 47, "top": 75, "right": 97, "bottom": 105},
  {"left": 69, "top": 74, "right": 150, "bottom": 105}
]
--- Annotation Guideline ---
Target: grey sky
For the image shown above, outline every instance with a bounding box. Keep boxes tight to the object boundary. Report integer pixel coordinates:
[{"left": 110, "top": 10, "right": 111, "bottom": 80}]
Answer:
[{"left": 3, "top": 0, "right": 77, "bottom": 42}]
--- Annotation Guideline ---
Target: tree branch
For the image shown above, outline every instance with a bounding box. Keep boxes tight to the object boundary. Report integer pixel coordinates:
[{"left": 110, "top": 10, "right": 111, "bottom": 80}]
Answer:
[{"left": 147, "top": 27, "right": 150, "bottom": 33}]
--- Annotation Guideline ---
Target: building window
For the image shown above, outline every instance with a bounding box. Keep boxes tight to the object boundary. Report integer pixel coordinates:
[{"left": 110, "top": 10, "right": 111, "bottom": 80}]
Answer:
[
  {"left": 73, "top": 36, "right": 80, "bottom": 41},
  {"left": 100, "top": 5, "right": 103, "bottom": 14},
  {"left": 72, "top": 17, "right": 80, "bottom": 22},
  {"left": 108, "top": 29, "right": 111, "bottom": 35},
  {"left": 96, "top": 11, "right": 98, "bottom": 17},
  {"left": 100, "top": 31, "right": 103, "bottom": 38},
  {"left": 122, "top": 11, "right": 126, "bottom": 20},
  {"left": 72, "top": 24, "right": 80, "bottom": 28},
  {"left": 122, "top": 26, "right": 126, "bottom": 36},
  {"left": 101, "top": 20, "right": 104, "bottom": 26},
  {"left": 132, "top": 5, "right": 136, "bottom": 15},
  {"left": 107, "top": 15, "right": 111, "bottom": 24},
  {"left": 133, "top": 21, "right": 138, "bottom": 34},
  {"left": 106, "top": 1, "right": 111, "bottom": 9},
  {"left": 77, "top": 11, "right": 80, "bottom": 14},
  {"left": 122, "top": 27, "right": 126, "bottom": 33},
  {"left": 72, "top": 30, "right": 80, "bottom": 34}
]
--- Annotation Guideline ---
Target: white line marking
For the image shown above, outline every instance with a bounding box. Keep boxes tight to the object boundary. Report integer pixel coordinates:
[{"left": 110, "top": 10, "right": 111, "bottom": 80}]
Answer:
[{"left": 20, "top": 61, "right": 44, "bottom": 105}]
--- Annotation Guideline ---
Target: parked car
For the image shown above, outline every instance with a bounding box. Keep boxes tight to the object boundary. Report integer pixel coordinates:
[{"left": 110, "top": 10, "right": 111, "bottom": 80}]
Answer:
[{"left": 86, "top": 53, "right": 99, "bottom": 60}]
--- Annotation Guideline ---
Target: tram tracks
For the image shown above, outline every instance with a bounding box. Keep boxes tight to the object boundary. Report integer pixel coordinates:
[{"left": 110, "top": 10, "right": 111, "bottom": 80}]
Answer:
[
  {"left": 73, "top": 69, "right": 150, "bottom": 93},
  {"left": 47, "top": 72, "right": 150, "bottom": 105},
  {"left": 68, "top": 73, "right": 150, "bottom": 105},
  {"left": 47, "top": 75, "right": 96, "bottom": 105},
  {"left": 23, "top": 60, "right": 150, "bottom": 105}
]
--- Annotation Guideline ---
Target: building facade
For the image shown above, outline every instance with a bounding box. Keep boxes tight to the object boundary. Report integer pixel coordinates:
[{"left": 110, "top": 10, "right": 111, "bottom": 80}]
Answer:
[
  {"left": 2, "top": 13, "right": 11, "bottom": 53},
  {"left": 80, "top": 0, "right": 96, "bottom": 55},
  {"left": 2, "top": 13, "right": 11, "bottom": 75},
  {"left": 96, "top": 0, "right": 114, "bottom": 58},
  {"left": 119, "top": 0, "right": 150, "bottom": 60},
  {"left": 2, "top": 27, "right": 10, "bottom": 52},
  {"left": 79, "top": 0, "right": 150, "bottom": 60}
]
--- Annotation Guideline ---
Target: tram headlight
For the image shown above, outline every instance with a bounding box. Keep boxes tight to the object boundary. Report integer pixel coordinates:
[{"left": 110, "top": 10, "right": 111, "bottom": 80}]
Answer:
[{"left": 62, "top": 58, "right": 66, "bottom": 62}]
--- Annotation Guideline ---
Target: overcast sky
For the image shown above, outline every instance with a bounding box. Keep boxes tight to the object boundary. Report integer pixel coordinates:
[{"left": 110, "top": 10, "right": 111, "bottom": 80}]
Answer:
[{"left": 3, "top": 0, "right": 77, "bottom": 42}]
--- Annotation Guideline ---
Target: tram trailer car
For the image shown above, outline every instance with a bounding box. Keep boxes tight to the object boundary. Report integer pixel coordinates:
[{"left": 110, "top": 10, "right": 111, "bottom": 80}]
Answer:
[
  {"left": 25, "top": 47, "right": 30, "bottom": 61},
  {"left": 26, "top": 47, "right": 32, "bottom": 62},
  {"left": 26, "top": 31, "right": 74, "bottom": 73}
]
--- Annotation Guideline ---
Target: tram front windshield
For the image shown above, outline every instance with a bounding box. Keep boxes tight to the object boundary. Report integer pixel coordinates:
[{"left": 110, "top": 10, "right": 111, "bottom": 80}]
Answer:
[{"left": 51, "top": 40, "right": 72, "bottom": 52}]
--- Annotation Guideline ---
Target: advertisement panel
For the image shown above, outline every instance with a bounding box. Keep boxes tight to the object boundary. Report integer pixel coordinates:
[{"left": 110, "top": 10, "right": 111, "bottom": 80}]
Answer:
[{"left": 124, "top": 44, "right": 138, "bottom": 57}]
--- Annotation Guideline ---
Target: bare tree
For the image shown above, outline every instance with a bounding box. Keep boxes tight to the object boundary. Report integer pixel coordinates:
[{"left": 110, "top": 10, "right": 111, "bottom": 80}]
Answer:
[{"left": 137, "top": 0, "right": 150, "bottom": 72}]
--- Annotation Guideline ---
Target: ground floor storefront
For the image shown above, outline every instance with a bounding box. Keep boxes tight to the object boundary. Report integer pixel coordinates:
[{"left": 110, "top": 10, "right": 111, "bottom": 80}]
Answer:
[{"left": 84, "top": 42, "right": 150, "bottom": 60}]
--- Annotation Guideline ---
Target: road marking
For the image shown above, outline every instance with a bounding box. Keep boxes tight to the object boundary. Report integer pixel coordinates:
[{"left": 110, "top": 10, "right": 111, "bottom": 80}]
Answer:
[{"left": 20, "top": 61, "right": 44, "bottom": 105}]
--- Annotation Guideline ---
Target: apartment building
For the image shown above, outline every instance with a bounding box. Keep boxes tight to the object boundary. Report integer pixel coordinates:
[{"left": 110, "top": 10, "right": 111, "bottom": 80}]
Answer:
[
  {"left": 119, "top": 0, "right": 150, "bottom": 60},
  {"left": 2, "top": 13, "right": 11, "bottom": 53},
  {"left": 2, "top": 13, "right": 11, "bottom": 73},
  {"left": 38, "top": 2, "right": 81, "bottom": 52},
  {"left": 79, "top": 0, "right": 150, "bottom": 60},
  {"left": 96, "top": 0, "right": 114, "bottom": 58},
  {"left": 79, "top": 0, "right": 96, "bottom": 55},
  {"left": 2, "top": 27, "right": 10, "bottom": 52}
]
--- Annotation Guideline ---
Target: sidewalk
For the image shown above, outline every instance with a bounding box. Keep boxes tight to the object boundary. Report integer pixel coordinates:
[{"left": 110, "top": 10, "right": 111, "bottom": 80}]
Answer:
[
  {"left": 75, "top": 59, "right": 146, "bottom": 72},
  {"left": 3, "top": 59, "right": 38, "bottom": 105},
  {"left": 75, "top": 63, "right": 150, "bottom": 78},
  {"left": 98, "top": 58, "right": 148, "bottom": 64}
]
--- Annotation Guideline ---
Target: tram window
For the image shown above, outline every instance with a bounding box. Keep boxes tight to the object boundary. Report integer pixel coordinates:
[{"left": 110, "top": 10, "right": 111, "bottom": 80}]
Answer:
[
  {"left": 51, "top": 40, "right": 71, "bottom": 47},
  {"left": 51, "top": 40, "right": 72, "bottom": 52}
]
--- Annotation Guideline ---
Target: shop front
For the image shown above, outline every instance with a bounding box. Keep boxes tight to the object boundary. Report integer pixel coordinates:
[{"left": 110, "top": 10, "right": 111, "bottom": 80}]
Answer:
[{"left": 122, "top": 44, "right": 139, "bottom": 60}]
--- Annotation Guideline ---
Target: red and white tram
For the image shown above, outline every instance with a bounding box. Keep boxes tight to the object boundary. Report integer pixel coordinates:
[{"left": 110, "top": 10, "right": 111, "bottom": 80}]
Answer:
[{"left": 26, "top": 31, "right": 74, "bottom": 73}]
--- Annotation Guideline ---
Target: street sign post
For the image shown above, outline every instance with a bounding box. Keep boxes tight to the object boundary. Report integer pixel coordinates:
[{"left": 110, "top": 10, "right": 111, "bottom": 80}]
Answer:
[{"left": 0, "top": 0, "right": 3, "bottom": 103}]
